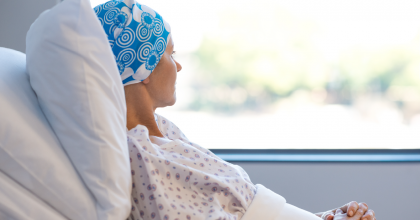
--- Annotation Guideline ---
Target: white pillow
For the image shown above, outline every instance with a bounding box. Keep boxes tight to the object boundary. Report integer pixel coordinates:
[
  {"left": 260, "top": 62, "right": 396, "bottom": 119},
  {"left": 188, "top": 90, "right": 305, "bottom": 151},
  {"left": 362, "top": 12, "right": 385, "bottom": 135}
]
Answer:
[
  {"left": 26, "top": 0, "right": 131, "bottom": 219},
  {"left": 0, "top": 47, "right": 97, "bottom": 219}
]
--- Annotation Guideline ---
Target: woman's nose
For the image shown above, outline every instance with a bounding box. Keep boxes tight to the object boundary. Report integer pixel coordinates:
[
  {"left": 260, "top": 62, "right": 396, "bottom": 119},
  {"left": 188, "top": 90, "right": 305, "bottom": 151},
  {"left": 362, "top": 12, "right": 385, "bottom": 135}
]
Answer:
[{"left": 176, "top": 61, "right": 182, "bottom": 72}]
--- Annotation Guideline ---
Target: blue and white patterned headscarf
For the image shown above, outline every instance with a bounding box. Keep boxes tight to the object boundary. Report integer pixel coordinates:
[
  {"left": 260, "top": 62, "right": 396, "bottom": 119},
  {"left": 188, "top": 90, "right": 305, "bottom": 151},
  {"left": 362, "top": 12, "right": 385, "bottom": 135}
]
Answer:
[{"left": 94, "top": 0, "right": 171, "bottom": 86}]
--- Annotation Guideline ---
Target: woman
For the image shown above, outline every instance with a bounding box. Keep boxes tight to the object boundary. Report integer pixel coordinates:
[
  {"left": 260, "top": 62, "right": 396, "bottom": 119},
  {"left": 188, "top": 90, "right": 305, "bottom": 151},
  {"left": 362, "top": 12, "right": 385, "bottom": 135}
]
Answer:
[{"left": 94, "top": 1, "right": 376, "bottom": 220}]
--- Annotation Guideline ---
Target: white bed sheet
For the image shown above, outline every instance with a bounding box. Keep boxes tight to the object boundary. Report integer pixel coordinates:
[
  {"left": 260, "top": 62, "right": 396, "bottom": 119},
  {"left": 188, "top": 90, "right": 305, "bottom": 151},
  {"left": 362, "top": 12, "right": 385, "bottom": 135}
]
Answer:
[{"left": 242, "top": 184, "right": 322, "bottom": 220}]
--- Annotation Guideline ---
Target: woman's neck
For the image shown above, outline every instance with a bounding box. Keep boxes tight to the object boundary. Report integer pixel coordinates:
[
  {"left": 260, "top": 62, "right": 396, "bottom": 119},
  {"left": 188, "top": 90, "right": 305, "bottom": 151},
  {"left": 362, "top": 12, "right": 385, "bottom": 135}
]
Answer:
[{"left": 125, "top": 85, "right": 164, "bottom": 137}]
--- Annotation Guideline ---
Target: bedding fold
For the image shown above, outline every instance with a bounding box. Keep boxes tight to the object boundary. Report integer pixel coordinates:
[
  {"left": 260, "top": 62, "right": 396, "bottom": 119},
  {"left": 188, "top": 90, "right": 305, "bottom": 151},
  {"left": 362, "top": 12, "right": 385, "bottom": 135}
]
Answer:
[{"left": 0, "top": 170, "right": 67, "bottom": 220}]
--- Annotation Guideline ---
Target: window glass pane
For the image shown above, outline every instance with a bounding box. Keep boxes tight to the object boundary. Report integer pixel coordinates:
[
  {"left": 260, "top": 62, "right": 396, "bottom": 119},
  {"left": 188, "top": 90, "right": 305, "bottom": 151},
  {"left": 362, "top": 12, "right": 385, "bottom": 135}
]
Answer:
[{"left": 91, "top": 0, "right": 420, "bottom": 149}]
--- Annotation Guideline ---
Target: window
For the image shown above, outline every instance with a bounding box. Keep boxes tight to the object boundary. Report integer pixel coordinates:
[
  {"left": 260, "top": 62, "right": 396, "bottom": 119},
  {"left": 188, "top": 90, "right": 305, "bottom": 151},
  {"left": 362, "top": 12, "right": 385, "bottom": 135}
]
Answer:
[{"left": 92, "top": 0, "right": 420, "bottom": 149}]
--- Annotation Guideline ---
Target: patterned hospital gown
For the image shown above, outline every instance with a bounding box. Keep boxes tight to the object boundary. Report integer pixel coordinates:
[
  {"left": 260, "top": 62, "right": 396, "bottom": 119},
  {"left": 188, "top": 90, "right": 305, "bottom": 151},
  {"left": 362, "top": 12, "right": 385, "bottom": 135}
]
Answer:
[{"left": 127, "top": 114, "right": 257, "bottom": 220}]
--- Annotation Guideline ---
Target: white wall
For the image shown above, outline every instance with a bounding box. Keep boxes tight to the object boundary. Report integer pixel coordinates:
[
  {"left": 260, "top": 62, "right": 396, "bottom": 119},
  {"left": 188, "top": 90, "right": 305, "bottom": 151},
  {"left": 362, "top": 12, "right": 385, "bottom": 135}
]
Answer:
[
  {"left": 235, "top": 162, "right": 420, "bottom": 220},
  {"left": 0, "top": 0, "right": 59, "bottom": 53}
]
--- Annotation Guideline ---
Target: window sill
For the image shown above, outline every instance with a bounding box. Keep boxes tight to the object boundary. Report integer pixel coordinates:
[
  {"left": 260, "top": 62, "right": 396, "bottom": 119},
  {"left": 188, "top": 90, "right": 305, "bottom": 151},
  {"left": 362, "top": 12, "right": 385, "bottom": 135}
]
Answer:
[{"left": 210, "top": 149, "right": 420, "bottom": 162}]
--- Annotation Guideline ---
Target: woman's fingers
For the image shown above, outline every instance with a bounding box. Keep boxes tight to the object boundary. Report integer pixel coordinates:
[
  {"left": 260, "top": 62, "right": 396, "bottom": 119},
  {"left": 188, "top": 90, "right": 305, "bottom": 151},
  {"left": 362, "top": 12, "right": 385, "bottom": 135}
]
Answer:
[
  {"left": 361, "top": 209, "right": 375, "bottom": 220},
  {"left": 320, "top": 210, "right": 335, "bottom": 220},
  {"left": 352, "top": 202, "right": 369, "bottom": 219},
  {"left": 340, "top": 201, "right": 359, "bottom": 217}
]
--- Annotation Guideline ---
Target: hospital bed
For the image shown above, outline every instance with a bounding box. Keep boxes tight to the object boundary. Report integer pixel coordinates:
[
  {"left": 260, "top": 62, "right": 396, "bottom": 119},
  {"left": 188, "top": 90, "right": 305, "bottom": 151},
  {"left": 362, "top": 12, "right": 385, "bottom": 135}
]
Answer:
[{"left": 0, "top": 0, "right": 322, "bottom": 219}]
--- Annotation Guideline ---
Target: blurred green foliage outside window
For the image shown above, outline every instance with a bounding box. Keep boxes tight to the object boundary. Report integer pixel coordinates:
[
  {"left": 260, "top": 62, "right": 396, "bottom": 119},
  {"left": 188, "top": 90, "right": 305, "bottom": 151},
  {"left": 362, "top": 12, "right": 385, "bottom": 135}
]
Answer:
[{"left": 188, "top": 2, "right": 420, "bottom": 122}]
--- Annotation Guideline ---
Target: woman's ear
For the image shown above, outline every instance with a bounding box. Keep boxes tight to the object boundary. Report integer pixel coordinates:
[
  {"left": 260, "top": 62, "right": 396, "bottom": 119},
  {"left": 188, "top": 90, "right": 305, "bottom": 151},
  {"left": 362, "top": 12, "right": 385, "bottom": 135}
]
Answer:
[{"left": 142, "top": 77, "right": 150, "bottom": 84}]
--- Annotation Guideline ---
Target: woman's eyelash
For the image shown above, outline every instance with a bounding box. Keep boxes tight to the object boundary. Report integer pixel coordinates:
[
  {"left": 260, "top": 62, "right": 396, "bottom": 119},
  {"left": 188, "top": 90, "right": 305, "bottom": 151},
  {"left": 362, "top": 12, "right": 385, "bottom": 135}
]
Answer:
[{"left": 172, "top": 51, "right": 176, "bottom": 55}]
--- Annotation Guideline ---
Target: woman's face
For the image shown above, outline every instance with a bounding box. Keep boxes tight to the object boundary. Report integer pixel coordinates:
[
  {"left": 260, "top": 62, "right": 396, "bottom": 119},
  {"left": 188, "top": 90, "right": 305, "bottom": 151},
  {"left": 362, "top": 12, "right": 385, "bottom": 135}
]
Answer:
[{"left": 145, "top": 36, "right": 182, "bottom": 108}]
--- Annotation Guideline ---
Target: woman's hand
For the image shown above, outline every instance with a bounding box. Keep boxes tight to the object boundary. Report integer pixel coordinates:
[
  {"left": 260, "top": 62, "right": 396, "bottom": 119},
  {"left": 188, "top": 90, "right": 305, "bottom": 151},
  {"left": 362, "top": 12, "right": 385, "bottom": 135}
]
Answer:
[
  {"left": 315, "top": 201, "right": 375, "bottom": 220},
  {"left": 332, "top": 208, "right": 376, "bottom": 220}
]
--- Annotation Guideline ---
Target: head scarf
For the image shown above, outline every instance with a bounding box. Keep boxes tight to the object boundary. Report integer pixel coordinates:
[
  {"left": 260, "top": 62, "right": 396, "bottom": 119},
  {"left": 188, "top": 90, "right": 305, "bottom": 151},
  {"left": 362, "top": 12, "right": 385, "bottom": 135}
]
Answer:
[{"left": 94, "top": 0, "right": 171, "bottom": 86}]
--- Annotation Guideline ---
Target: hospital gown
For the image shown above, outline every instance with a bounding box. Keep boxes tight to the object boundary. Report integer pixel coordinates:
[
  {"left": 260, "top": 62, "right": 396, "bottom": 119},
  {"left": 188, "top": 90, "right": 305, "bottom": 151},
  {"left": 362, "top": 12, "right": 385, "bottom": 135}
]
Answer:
[{"left": 127, "top": 114, "right": 257, "bottom": 220}]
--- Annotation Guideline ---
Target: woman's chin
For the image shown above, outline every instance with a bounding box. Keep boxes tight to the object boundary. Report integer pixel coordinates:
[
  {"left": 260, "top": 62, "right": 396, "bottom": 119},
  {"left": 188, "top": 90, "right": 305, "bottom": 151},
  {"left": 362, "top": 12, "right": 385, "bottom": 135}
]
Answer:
[
  {"left": 170, "top": 94, "right": 177, "bottom": 106},
  {"left": 165, "top": 94, "right": 177, "bottom": 107},
  {"left": 157, "top": 94, "right": 176, "bottom": 108}
]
